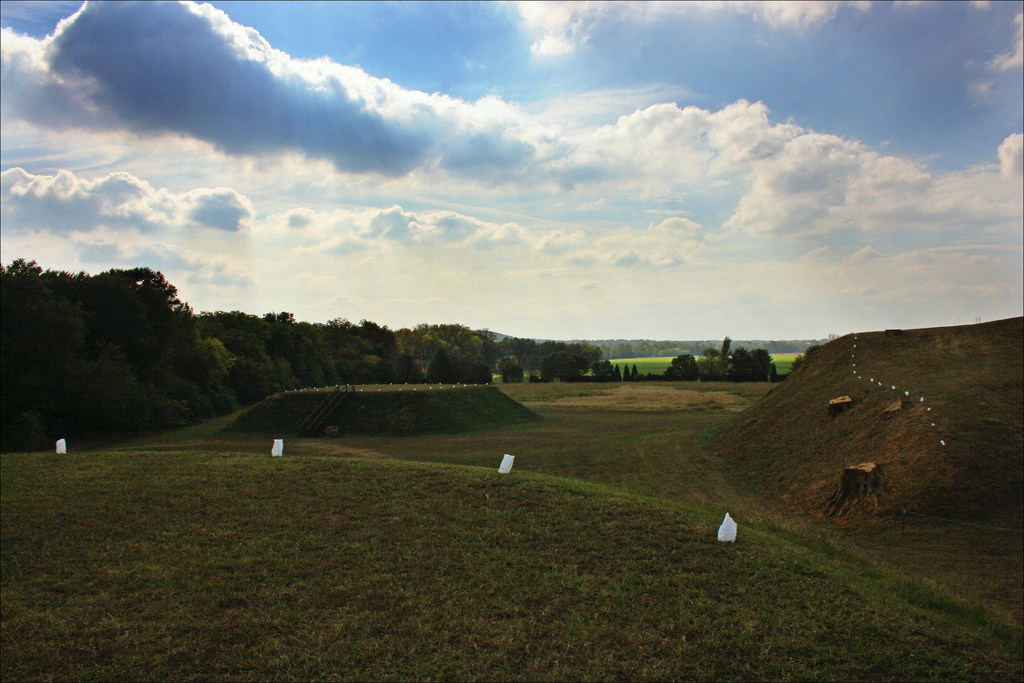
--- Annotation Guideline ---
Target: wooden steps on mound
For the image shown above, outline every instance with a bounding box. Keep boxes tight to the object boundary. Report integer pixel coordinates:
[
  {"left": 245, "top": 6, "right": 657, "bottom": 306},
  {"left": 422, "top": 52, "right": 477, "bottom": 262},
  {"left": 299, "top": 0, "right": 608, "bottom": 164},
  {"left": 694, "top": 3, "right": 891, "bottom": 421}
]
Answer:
[{"left": 297, "top": 386, "right": 350, "bottom": 437}]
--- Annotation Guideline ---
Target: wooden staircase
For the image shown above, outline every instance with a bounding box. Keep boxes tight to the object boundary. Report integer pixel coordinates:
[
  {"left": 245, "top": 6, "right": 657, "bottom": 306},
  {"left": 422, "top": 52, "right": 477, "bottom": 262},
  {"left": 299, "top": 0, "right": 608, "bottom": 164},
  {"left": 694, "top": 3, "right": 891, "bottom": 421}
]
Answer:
[{"left": 297, "top": 386, "right": 350, "bottom": 437}]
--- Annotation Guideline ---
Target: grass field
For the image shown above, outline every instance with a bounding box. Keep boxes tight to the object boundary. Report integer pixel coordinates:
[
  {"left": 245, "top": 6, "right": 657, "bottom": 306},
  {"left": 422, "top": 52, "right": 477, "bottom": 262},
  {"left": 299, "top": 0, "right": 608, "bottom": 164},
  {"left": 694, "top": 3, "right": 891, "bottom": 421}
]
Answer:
[
  {"left": 2, "top": 379, "right": 1021, "bottom": 680},
  {"left": 611, "top": 353, "right": 802, "bottom": 376}
]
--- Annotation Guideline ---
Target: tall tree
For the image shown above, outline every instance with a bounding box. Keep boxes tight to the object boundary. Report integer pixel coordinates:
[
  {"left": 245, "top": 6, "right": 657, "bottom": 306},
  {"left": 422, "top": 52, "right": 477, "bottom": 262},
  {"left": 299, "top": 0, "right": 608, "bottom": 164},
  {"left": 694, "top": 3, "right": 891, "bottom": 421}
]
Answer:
[
  {"left": 664, "top": 354, "right": 699, "bottom": 381},
  {"left": 427, "top": 348, "right": 458, "bottom": 384},
  {"left": 498, "top": 356, "right": 524, "bottom": 383}
]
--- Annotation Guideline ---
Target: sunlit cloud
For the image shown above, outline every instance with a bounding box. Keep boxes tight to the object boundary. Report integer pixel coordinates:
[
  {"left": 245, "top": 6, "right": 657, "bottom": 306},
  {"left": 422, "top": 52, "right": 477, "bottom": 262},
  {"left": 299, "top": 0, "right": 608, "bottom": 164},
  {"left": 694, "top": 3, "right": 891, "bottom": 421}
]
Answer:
[
  {"left": 1, "top": 167, "right": 254, "bottom": 233},
  {"left": 1, "top": 1, "right": 1020, "bottom": 339},
  {"left": 516, "top": 1, "right": 872, "bottom": 58}
]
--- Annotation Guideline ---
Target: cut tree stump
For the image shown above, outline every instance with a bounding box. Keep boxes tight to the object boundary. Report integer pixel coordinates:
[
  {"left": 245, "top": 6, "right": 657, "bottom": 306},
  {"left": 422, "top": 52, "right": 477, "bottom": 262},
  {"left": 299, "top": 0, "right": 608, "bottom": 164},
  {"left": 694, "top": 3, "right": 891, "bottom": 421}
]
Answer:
[{"left": 828, "top": 462, "right": 887, "bottom": 516}]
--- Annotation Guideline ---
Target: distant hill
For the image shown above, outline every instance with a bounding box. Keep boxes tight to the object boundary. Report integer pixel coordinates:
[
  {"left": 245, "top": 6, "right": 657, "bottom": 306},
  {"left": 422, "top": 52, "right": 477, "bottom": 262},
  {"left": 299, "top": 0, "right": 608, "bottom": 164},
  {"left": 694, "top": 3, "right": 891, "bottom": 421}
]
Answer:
[{"left": 716, "top": 318, "right": 1023, "bottom": 523}]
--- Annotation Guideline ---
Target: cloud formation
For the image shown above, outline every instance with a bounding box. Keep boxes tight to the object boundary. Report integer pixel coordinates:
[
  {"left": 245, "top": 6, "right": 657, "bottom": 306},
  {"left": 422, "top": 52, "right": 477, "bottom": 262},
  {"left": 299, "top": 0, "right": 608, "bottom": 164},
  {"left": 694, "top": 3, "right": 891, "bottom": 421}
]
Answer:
[
  {"left": 516, "top": 1, "right": 870, "bottom": 57},
  {"left": 1, "top": 1, "right": 538, "bottom": 178},
  {"left": 988, "top": 12, "right": 1023, "bottom": 72},
  {"left": 1, "top": 167, "right": 254, "bottom": 233},
  {"left": 998, "top": 133, "right": 1023, "bottom": 178}
]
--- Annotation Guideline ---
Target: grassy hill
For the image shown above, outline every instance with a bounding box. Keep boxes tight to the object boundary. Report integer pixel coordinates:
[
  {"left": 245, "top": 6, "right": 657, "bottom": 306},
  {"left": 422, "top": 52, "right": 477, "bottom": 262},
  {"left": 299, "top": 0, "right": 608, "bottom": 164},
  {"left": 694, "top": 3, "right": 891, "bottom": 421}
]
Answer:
[
  {"left": 228, "top": 385, "right": 539, "bottom": 436},
  {"left": 2, "top": 450, "right": 1019, "bottom": 681},
  {"left": 716, "top": 317, "right": 1024, "bottom": 523}
]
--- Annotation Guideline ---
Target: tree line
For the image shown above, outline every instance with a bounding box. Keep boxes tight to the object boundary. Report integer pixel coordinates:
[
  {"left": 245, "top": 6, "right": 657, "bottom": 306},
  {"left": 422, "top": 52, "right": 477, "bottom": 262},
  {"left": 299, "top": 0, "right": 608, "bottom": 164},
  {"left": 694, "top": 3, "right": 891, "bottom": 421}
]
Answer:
[
  {"left": 1, "top": 260, "right": 798, "bottom": 448},
  {"left": 0, "top": 260, "right": 603, "bottom": 446},
  {"left": 598, "top": 337, "right": 820, "bottom": 359}
]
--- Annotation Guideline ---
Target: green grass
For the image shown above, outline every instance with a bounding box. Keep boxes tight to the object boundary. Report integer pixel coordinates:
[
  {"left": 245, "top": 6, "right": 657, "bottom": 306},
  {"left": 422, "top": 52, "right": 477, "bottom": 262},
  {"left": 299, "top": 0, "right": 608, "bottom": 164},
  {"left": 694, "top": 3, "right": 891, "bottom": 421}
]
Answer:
[
  {"left": 610, "top": 356, "right": 677, "bottom": 375},
  {"left": 3, "top": 374, "right": 1021, "bottom": 681},
  {"left": 2, "top": 450, "right": 1020, "bottom": 681},
  {"left": 228, "top": 386, "right": 538, "bottom": 435},
  {"left": 770, "top": 352, "right": 801, "bottom": 374}
]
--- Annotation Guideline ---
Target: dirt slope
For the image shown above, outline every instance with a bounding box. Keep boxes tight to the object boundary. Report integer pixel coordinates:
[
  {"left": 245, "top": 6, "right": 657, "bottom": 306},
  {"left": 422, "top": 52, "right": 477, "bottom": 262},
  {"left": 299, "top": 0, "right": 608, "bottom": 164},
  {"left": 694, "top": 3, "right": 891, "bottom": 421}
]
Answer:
[{"left": 717, "top": 317, "right": 1023, "bottom": 523}]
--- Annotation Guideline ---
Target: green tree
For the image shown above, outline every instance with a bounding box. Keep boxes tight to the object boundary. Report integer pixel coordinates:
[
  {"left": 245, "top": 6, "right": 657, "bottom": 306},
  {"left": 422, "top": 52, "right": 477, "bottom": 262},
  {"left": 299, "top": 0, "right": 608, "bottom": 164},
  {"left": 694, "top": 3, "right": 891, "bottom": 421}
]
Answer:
[
  {"left": 427, "top": 348, "right": 459, "bottom": 384},
  {"left": 750, "top": 348, "right": 773, "bottom": 382},
  {"left": 789, "top": 344, "right": 821, "bottom": 374},
  {"left": 540, "top": 351, "right": 588, "bottom": 382},
  {"left": 589, "top": 359, "right": 617, "bottom": 383},
  {"left": 664, "top": 354, "right": 699, "bottom": 381},
  {"left": 498, "top": 356, "right": 524, "bottom": 383}
]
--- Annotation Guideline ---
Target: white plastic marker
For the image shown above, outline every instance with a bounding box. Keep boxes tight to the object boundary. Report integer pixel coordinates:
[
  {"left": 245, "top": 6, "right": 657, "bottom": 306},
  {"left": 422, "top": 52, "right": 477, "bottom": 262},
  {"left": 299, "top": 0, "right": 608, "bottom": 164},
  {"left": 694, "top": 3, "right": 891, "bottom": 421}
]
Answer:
[
  {"left": 55, "top": 439, "right": 66, "bottom": 454},
  {"left": 718, "top": 513, "right": 737, "bottom": 542},
  {"left": 272, "top": 439, "right": 283, "bottom": 457},
  {"left": 499, "top": 453, "right": 515, "bottom": 474}
]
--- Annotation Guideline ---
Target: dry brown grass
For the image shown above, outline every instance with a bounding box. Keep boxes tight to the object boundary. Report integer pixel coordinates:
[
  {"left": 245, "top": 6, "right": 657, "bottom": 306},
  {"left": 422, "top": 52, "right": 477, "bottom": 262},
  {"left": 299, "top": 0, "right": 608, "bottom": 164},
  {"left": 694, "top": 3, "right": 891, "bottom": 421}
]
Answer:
[{"left": 522, "top": 383, "right": 752, "bottom": 411}]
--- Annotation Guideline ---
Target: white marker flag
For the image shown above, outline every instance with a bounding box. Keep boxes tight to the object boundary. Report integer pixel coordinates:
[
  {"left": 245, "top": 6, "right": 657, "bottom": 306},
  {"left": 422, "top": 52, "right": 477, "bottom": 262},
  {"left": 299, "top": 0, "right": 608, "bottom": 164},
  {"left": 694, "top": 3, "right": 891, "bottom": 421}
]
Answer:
[
  {"left": 499, "top": 454, "right": 515, "bottom": 473},
  {"left": 272, "top": 439, "right": 283, "bottom": 457},
  {"left": 718, "top": 513, "right": 737, "bottom": 542},
  {"left": 55, "top": 439, "right": 66, "bottom": 454}
]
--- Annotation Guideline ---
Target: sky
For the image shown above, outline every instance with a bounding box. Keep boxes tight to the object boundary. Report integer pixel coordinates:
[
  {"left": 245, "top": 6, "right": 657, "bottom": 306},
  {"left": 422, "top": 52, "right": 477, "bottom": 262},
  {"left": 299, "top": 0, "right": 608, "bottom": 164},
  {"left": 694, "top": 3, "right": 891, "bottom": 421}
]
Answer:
[{"left": 1, "top": 1, "right": 1022, "bottom": 341}]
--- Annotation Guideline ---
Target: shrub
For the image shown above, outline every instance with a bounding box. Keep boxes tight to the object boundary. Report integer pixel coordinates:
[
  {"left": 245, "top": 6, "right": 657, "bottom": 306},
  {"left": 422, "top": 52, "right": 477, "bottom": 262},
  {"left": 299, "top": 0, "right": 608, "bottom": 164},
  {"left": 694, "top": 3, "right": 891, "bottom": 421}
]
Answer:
[{"left": 5, "top": 411, "right": 47, "bottom": 451}]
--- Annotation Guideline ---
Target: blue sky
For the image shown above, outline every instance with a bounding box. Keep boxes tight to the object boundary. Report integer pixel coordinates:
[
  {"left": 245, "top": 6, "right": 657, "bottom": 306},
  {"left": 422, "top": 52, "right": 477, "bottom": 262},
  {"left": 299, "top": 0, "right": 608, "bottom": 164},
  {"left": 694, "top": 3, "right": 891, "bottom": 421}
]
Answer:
[{"left": 2, "top": 1, "right": 1021, "bottom": 340}]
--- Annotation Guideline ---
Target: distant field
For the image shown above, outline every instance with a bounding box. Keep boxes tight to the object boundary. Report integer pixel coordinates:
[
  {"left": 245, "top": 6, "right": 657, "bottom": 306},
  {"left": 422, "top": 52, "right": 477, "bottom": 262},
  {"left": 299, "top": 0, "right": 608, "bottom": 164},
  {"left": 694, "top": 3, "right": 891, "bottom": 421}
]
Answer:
[
  {"left": 609, "top": 356, "right": 676, "bottom": 375},
  {"left": 770, "top": 352, "right": 800, "bottom": 374},
  {"left": 612, "top": 353, "right": 802, "bottom": 376}
]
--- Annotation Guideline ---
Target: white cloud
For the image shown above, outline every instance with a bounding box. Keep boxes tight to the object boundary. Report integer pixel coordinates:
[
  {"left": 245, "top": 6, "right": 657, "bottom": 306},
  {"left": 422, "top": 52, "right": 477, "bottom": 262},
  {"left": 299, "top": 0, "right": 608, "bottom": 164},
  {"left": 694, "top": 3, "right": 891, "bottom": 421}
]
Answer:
[
  {"left": 1, "top": 167, "right": 254, "bottom": 233},
  {"left": 989, "top": 12, "right": 1023, "bottom": 71},
  {"left": 849, "top": 245, "right": 881, "bottom": 263},
  {"left": 652, "top": 217, "right": 703, "bottom": 238},
  {"left": 1, "top": 2, "right": 545, "bottom": 181},
  {"left": 515, "top": 1, "right": 871, "bottom": 57},
  {"left": 998, "top": 133, "right": 1023, "bottom": 178},
  {"left": 534, "top": 229, "right": 589, "bottom": 256}
]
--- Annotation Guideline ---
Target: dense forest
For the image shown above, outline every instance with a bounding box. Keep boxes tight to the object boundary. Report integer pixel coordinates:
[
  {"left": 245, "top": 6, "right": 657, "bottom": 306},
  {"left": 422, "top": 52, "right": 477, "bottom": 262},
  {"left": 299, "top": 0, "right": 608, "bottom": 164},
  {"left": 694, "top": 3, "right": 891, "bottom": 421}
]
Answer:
[{"left": 1, "top": 260, "right": 794, "bottom": 447}]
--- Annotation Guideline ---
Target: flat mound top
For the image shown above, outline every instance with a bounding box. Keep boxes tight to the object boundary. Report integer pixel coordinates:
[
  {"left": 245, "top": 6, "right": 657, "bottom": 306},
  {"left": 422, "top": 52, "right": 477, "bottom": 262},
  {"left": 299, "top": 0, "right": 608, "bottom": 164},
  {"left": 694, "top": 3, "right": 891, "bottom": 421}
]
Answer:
[
  {"left": 228, "top": 385, "right": 538, "bottom": 436},
  {"left": 717, "top": 317, "right": 1023, "bottom": 523}
]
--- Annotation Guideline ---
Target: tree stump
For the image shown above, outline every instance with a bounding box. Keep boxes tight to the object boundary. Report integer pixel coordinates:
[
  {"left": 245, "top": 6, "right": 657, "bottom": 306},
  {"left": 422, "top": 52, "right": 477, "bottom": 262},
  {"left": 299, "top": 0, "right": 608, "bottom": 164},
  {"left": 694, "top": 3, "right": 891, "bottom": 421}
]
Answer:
[{"left": 828, "top": 462, "right": 887, "bottom": 516}]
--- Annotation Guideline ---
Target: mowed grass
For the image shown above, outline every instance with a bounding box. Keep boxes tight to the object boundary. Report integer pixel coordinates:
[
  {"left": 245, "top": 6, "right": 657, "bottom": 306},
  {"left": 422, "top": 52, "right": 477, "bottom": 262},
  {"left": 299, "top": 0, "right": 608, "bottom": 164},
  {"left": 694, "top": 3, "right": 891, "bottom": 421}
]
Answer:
[{"left": 2, "top": 449, "right": 1020, "bottom": 681}]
